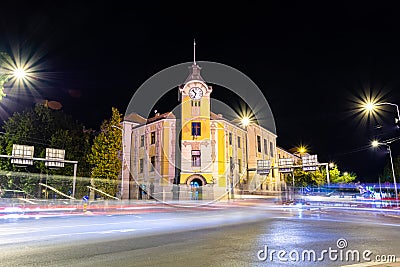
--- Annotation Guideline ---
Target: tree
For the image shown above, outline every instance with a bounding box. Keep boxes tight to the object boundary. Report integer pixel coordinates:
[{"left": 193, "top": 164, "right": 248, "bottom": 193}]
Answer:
[
  {"left": 0, "top": 104, "right": 92, "bottom": 198},
  {"left": 283, "top": 165, "right": 356, "bottom": 187},
  {"left": 379, "top": 155, "right": 400, "bottom": 184},
  {"left": 328, "top": 166, "right": 356, "bottom": 184},
  {"left": 87, "top": 107, "right": 122, "bottom": 198},
  {"left": 0, "top": 52, "right": 12, "bottom": 100},
  {"left": 284, "top": 168, "right": 326, "bottom": 187}
]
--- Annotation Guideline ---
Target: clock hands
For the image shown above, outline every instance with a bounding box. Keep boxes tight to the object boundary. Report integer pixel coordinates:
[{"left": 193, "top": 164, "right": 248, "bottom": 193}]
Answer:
[{"left": 189, "top": 87, "right": 202, "bottom": 100}]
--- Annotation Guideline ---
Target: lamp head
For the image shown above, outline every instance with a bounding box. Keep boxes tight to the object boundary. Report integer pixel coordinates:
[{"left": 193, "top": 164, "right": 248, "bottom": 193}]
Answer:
[
  {"left": 13, "top": 67, "right": 26, "bottom": 79},
  {"left": 241, "top": 116, "right": 250, "bottom": 127},
  {"left": 371, "top": 140, "right": 380, "bottom": 147},
  {"left": 365, "top": 102, "right": 375, "bottom": 112}
]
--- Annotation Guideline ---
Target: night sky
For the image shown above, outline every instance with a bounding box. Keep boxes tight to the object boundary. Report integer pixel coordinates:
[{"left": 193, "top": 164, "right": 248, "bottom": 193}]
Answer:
[{"left": 1, "top": 2, "right": 400, "bottom": 182}]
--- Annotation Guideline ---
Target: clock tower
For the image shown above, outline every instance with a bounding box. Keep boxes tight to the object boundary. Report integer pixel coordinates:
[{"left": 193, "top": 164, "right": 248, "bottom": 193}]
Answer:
[{"left": 179, "top": 41, "right": 213, "bottom": 186}]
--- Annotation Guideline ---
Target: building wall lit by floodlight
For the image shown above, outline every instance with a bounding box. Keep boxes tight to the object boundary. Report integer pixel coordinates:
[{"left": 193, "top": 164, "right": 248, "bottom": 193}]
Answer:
[{"left": 121, "top": 61, "right": 298, "bottom": 200}]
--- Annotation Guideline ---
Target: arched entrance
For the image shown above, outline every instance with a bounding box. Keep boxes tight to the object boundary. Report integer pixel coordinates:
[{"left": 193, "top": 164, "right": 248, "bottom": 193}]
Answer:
[
  {"left": 186, "top": 174, "right": 206, "bottom": 186},
  {"left": 186, "top": 175, "right": 206, "bottom": 200}
]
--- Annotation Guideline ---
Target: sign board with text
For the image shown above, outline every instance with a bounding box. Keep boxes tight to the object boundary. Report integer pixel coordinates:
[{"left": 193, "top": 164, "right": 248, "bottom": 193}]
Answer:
[
  {"left": 257, "top": 160, "right": 271, "bottom": 175},
  {"left": 11, "top": 144, "right": 34, "bottom": 165},
  {"left": 302, "top": 155, "right": 318, "bottom": 171},
  {"left": 278, "top": 158, "right": 294, "bottom": 173},
  {"left": 45, "top": 148, "right": 65, "bottom": 168}
]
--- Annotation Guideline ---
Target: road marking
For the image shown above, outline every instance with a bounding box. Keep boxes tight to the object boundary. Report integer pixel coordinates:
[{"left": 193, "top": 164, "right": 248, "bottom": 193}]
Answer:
[
  {"left": 49, "top": 228, "right": 153, "bottom": 237},
  {"left": 0, "top": 212, "right": 261, "bottom": 238}
]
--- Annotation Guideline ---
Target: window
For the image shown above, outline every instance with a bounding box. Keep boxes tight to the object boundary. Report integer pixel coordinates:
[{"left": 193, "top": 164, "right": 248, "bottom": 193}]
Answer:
[
  {"left": 191, "top": 101, "right": 200, "bottom": 116},
  {"left": 229, "top": 132, "right": 232, "bottom": 145},
  {"left": 238, "top": 159, "right": 242, "bottom": 173},
  {"left": 192, "top": 122, "right": 201, "bottom": 136},
  {"left": 150, "top": 131, "right": 156, "bottom": 144},
  {"left": 270, "top": 141, "right": 274, "bottom": 157},
  {"left": 139, "top": 159, "right": 144, "bottom": 173},
  {"left": 237, "top": 136, "right": 241, "bottom": 148},
  {"left": 192, "top": 150, "right": 201, "bottom": 167},
  {"left": 140, "top": 135, "right": 144, "bottom": 147},
  {"left": 150, "top": 156, "right": 155, "bottom": 172},
  {"left": 191, "top": 100, "right": 200, "bottom": 107},
  {"left": 230, "top": 157, "right": 234, "bottom": 172},
  {"left": 264, "top": 139, "right": 268, "bottom": 155},
  {"left": 257, "top": 135, "right": 261, "bottom": 153}
]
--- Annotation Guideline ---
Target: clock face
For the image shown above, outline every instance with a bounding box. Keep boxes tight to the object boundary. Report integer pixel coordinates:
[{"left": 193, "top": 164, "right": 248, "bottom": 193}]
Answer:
[{"left": 189, "top": 87, "right": 203, "bottom": 100}]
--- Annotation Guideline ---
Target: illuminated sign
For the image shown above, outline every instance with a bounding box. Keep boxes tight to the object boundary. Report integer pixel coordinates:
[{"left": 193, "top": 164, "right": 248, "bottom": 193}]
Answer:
[
  {"left": 257, "top": 160, "right": 271, "bottom": 175},
  {"left": 278, "top": 158, "right": 293, "bottom": 173},
  {"left": 45, "top": 148, "right": 65, "bottom": 168},
  {"left": 11, "top": 144, "right": 34, "bottom": 165},
  {"left": 302, "top": 155, "right": 318, "bottom": 171}
]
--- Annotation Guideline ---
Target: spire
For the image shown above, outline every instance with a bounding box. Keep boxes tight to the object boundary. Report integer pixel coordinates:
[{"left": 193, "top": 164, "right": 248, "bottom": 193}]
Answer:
[
  {"left": 193, "top": 39, "right": 196, "bottom": 66},
  {"left": 185, "top": 39, "right": 204, "bottom": 83}
]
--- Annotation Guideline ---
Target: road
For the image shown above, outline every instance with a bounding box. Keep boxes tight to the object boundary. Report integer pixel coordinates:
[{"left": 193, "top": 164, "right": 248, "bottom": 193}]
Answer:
[{"left": 0, "top": 203, "right": 399, "bottom": 266}]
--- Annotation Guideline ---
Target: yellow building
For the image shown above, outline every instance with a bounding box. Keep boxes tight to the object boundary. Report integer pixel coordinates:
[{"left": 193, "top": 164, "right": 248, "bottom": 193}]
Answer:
[{"left": 121, "top": 60, "right": 295, "bottom": 200}]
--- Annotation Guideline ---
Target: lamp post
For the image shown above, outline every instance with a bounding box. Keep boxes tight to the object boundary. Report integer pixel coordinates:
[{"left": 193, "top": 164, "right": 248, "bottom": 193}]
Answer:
[
  {"left": 372, "top": 140, "right": 398, "bottom": 206},
  {"left": 241, "top": 116, "right": 250, "bottom": 196}
]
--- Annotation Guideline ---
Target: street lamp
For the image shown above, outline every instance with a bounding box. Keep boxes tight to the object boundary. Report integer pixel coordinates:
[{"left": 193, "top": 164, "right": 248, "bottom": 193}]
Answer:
[
  {"left": 239, "top": 115, "right": 251, "bottom": 197},
  {"left": 1, "top": 52, "right": 29, "bottom": 99},
  {"left": 13, "top": 67, "right": 27, "bottom": 80},
  {"left": 298, "top": 146, "right": 307, "bottom": 155},
  {"left": 241, "top": 116, "right": 251, "bottom": 127},
  {"left": 365, "top": 101, "right": 400, "bottom": 126},
  {"left": 371, "top": 139, "right": 398, "bottom": 205}
]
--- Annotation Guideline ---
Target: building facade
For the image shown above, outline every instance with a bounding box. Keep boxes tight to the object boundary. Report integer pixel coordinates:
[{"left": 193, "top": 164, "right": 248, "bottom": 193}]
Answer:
[{"left": 120, "top": 61, "right": 298, "bottom": 200}]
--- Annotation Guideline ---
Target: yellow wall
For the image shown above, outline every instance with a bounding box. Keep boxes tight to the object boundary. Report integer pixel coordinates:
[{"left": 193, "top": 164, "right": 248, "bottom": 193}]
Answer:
[
  {"left": 181, "top": 95, "right": 211, "bottom": 141},
  {"left": 180, "top": 83, "right": 212, "bottom": 185}
]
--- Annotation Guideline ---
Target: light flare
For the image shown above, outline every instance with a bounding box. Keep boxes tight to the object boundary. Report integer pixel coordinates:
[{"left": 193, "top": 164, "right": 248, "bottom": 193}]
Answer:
[
  {"left": 371, "top": 140, "right": 379, "bottom": 147},
  {"left": 349, "top": 88, "right": 389, "bottom": 129},
  {"left": 13, "top": 67, "right": 27, "bottom": 79}
]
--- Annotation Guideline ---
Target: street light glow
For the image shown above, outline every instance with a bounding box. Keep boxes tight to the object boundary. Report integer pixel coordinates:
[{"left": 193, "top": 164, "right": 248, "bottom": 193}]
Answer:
[
  {"left": 369, "top": 139, "right": 399, "bottom": 205},
  {"left": 362, "top": 98, "right": 400, "bottom": 126},
  {"left": 297, "top": 145, "right": 307, "bottom": 154},
  {"left": 365, "top": 102, "right": 375, "bottom": 112},
  {"left": 0, "top": 47, "right": 49, "bottom": 103},
  {"left": 329, "top": 162, "right": 335, "bottom": 168},
  {"left": 371, "top": 140, "right": 379, "bottom": 147},
  {"left": 350, "top": 89, "right": 388, "bottom": 128},
  {"left": 241, "top": 116, "right": 250, "bottom": 127},
  {"left": 13, "top": 67, "right": 27, "bottom": 79}
]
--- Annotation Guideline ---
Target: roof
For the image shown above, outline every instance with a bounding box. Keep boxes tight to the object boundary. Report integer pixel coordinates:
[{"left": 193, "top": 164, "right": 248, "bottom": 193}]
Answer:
[
  {"left": 124, "top": 112, "right": 175, "bottom": 125},
  {"left": 184, "top": 64, "right": 205, "bottom": 84}
]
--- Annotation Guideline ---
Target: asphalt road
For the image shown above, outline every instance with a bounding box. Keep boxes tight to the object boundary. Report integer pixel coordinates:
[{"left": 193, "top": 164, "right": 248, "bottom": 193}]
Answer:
[{"left": 0, "top": 205, "right": 399, "bottom": 267}]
